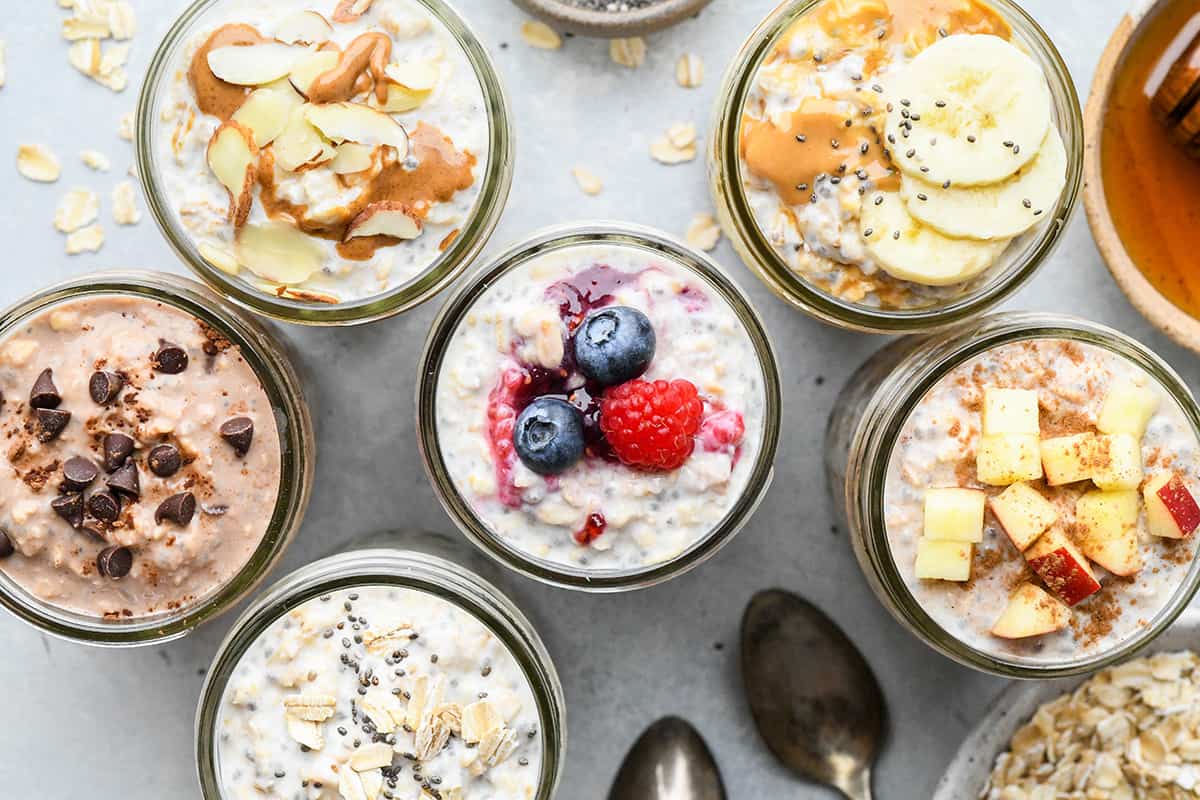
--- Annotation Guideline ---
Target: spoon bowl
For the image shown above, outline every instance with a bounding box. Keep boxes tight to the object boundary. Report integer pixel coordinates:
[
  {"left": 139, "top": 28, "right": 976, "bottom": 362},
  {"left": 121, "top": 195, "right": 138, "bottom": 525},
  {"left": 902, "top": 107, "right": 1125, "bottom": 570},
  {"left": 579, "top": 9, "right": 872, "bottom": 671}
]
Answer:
[{"left": 608, "top": 716, "right": 727, "bottom": 800}]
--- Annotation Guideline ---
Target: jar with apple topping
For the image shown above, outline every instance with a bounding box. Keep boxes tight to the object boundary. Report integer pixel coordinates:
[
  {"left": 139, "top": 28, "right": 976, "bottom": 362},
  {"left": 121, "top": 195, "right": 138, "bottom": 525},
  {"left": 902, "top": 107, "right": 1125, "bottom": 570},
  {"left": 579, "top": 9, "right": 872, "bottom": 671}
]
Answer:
[
  {"left": 709, "top": 0, "right": 1083, "bottom": 333},
  {"left": 826, "top": 313, "right": 1200, "bottom": 677},
  {"left": 0, "top": 271, "right": 314, "bottom": 646},
  {"left": 138, "top": 0, "right": 512, "bottom": 325},
  {"left": 417, "top": 223, "right": 782, "bottom": 592}
]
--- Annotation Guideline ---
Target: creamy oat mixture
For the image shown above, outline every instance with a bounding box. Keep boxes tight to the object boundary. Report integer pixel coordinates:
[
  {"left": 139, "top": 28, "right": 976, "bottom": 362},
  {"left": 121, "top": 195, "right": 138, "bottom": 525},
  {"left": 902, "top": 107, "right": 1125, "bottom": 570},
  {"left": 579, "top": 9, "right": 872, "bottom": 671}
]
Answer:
[
  {"left": 435, "top": 243, "right": 767, "bottom": 572},
  {"left": 885, "top": 339, "right": 1200, "bottom": 663},
  {"left": 738, "top": 0, "right": 1066, "bottom": 309},
  {"left": 216, "top": 585, "right": 542, "bottom": 800},
  {"left": 0, "top": 295, "right": 282, "bottom": 619},
  {"left": 157, "top": 0, "right": 488, "bottom": 305}
]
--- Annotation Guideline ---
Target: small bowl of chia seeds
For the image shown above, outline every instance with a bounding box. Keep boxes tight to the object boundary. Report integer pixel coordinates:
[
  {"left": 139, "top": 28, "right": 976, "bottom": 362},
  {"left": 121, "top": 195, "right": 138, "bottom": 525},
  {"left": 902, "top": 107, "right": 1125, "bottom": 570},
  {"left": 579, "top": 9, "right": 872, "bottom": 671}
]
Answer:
[{"left": 511, "top": 0, "right": 712, "bottom": 38}]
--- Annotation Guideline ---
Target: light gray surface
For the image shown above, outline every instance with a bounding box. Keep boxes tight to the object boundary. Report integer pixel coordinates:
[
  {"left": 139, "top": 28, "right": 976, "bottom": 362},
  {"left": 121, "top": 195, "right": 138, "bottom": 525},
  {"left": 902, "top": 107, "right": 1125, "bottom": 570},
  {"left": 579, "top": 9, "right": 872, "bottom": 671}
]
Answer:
[{"left": 0, "top": 1, "right": 1184, "bottom": 798}]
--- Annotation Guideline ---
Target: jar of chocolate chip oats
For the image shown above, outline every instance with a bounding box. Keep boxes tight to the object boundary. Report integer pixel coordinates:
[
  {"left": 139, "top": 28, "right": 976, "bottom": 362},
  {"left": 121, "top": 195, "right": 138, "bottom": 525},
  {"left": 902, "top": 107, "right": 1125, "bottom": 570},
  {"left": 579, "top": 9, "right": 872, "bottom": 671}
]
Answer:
[{"left": 0, "top": 271, "right": 314, "bottom": 646}]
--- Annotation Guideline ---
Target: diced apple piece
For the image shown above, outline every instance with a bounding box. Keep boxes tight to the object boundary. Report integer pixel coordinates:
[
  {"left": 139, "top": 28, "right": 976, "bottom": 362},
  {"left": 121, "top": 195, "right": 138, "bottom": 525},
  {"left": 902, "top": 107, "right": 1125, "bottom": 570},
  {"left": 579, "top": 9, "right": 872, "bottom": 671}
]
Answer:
[
  {"left": 329, "top": 143, "right": 376, "bottom": 175},
  {"left": 1097, "top": 381, "right": 1160, "bottom": 438},
  {"left": 345, "top": 202, "right": 422, "bottom": 241},
  {"left": 990, "top": 482, "right": 1058, "bottom": 551},
  {"left": 1091, "top": 434, "right": 1143, "bottom": 491},
  {"left": 982, "top": 388, "right": 1040, "bottom": 436},
  {"left": 206, "top": 122, "right": 258, "bottom": 227},
  {"left": 990, "top": 583, "right": 1071, "bottom": 639},
  {"left": 1075, "top": 490, "right": 1142, "bottom": 576},
  {"left": 923, "top": 488, "right": 986, "bottom": 543},
  {"left": 274, "top": 10, "right": 333, "bottom": 45},
  {"left": 1040, "top": 433, "right": 1097, "bottom": 486},
  {"left": 235, "top": 221, "right": 325, "bottom": 285},
  {"left": 977, "top": 435, "right": 1042, "bottom": 486},
  {"left": 231, "top": 83, "right": 302, "bottom": 147},
  {"left": 305, "top": 103, "right": 409, "bottom": 156},
  {"left": 289, "top": 49, "right": 340, "bottom": 98},
  {"left": 1025, "top": 528, "right": 1101, "bottom": 606},
  {"left": 333, "top": 0, "right": 373, "bottom": 23},
  {"left": 1145, "top": 472, "right": 1200, "bottom": 539},
  {"left": 273, "top": 106, "right": 335, "bottom": 172},
  {"left": 207, "top": 43, "right": 306, "bottom": 86},
  {"left": 914, "top": 539, "right": 972, "bottom": 582}
]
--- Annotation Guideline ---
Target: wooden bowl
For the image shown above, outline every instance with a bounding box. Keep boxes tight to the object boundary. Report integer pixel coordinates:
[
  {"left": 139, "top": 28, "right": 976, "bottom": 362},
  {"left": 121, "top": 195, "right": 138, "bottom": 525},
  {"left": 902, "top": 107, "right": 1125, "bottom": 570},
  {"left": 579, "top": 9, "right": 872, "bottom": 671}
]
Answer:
[
  {"left": 510, "top": 0, "right": 712, "bottom": 38},
  {"left": 1084, "top": 0, "right": 1200, "bottom": 352}
]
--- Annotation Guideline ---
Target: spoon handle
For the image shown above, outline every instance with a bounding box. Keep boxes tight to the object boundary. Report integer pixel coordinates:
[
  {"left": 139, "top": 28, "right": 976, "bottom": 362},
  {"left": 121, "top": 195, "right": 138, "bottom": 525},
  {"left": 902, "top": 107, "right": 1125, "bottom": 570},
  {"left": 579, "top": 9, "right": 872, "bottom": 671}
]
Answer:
[{"left": 839, "top": 767, "right": 874, "bottom": 800}]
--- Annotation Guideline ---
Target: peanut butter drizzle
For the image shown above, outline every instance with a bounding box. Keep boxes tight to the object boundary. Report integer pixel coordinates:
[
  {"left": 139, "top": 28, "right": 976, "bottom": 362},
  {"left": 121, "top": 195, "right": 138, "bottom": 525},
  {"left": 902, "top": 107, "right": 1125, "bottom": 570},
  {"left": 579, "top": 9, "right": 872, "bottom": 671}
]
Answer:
[
  {"left": 306, "top": 32, "right": 392, "bottom": 105},
  {"left": 188, "top": 24, "right": 269, "bottom": 121}
]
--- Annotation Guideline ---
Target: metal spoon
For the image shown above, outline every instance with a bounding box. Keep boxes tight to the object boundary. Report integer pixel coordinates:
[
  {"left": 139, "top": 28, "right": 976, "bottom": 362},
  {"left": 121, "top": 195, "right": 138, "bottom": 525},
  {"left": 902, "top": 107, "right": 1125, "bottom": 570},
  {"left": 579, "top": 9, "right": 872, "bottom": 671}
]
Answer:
[
  {"left": 608, "top": 716, "right": 727, "bottom": 800},
  {"left": 741, "top": 589, "right": 887, "bottom": 800}
]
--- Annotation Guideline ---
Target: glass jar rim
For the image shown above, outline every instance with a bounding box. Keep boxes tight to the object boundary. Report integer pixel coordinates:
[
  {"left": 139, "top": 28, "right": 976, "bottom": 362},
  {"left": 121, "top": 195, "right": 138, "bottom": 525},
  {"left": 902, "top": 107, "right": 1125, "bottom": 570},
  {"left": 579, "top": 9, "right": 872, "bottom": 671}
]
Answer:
[
  {"left": 416, "top": 221, "right": 783, "bottom": 592},
  {"left": 0, "top": 270, "right": 314, "bottom": 646},
  {"left": 194, "top": 548, "right": 566, "bottom": 799},
  {"left": 855, "top": 311, "right": 1200, "bottom": 677},
  {"left": 135, "top": 0, "right": 514, "bottom": 326},
  {"left": 709, "top": 0, "right": 1084, "bottom": 333}
]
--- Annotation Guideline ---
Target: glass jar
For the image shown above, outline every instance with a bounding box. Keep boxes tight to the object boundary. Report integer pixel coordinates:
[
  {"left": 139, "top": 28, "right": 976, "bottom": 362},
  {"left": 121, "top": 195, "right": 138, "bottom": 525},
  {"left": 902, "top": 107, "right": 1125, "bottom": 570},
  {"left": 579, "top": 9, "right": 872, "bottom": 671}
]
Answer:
[
  {"left": 0, "top": 270, "right": 315, "bottom": 646},
  {"left": 417, "top": 222, "right": 782, "bottom": 591},
  {"left": 708, "top": 0, "right": 1083, "bottom": 333},
  {"left": 136, "top": 0, "right": 514, "bottom": 326},
  {"left": 827, "top": 312, "right": 1200, "bottom": 677},
  {"left": 195, "top": 549, "right": 566, "bottom": 798}
]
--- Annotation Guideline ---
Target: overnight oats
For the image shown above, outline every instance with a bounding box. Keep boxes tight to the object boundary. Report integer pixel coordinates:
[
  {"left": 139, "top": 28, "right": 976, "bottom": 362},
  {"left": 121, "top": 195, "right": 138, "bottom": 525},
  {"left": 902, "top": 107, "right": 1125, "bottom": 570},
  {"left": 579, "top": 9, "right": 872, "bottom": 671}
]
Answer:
[
  {"left": 710, "top": 0, "right": 1082, "bottom": 331},
  {"left": 0, "top": 272, "right": 313, "bottom": 645},
  {"left": 418, "top": 225, "right": 780, "bottom": 591},
  {"left": 829, "top": 314, "right": 1200, "bottom": 675},
  {"left": 197, "top": 550, "right": 564, "bottom": 799},
  {"left": 139, "top": 0, "right": 511, "bottom": 324}
]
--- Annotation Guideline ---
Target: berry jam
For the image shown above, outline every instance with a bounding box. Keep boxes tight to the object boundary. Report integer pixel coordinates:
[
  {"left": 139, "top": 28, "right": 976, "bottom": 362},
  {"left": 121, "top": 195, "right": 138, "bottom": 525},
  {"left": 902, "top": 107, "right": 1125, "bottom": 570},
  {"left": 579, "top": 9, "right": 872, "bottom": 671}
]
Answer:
[
  {"left": 574, "top": 512, "right": 607, "bottom": 546},
  {"left": 545, "top": 264, "right": 640, "bottom": 331}
]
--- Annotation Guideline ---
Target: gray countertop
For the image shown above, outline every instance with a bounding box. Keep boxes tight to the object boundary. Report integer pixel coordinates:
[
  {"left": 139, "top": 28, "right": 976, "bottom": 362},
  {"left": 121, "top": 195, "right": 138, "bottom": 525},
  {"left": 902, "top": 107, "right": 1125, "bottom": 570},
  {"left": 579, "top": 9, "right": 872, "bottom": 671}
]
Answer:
[{"left": 0, "top": 0, "right": 1183, "bottom": 798}]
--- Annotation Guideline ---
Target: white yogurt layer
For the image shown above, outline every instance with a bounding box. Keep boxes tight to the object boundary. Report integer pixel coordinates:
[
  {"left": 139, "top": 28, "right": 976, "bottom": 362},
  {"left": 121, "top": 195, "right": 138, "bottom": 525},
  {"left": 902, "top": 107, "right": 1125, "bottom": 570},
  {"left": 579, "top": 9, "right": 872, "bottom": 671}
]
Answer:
[
  {"left": 216, "top": 585, "right": 543, "bottom": 800},
  {"left": 157, "top": 0, "right": 489, "bottom": 304},
  {"left": 885, "top": 339, "right": 1200, "bottom": 664},
  {"left": 435, "top": 243, "right": 767, "bottom": 573}
]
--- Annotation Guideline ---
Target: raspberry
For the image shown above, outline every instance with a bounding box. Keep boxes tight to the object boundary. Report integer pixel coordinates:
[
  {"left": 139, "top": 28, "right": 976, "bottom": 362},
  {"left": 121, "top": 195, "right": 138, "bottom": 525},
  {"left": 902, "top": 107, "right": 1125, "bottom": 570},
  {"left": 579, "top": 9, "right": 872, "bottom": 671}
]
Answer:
[
  {"left": 599, "top": 379, "right": 704, "bottom": 471},
  {"left": 699, "top": 410, "right": 745, "bottom": 453}
]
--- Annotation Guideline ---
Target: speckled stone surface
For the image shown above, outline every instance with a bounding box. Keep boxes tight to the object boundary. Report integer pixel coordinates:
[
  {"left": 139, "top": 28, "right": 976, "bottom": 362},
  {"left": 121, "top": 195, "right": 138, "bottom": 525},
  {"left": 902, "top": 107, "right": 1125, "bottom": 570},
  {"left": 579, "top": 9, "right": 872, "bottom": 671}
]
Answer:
[{"left": 0, "top": 1, "right": 1186, "bottom": 798}]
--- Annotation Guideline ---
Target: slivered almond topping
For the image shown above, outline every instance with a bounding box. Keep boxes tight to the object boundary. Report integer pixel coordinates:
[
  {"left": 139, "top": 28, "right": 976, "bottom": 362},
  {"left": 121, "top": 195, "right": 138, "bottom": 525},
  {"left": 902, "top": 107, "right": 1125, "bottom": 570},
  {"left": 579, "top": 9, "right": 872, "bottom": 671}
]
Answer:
[
  {"left": 330, "top": 142, "right": 377, "bottom": 175},
  {"left": 282, "top": 693, "right": 337, "bottom": 722},
  {"left": 274, "top": 10, "right": 333, "bottom": 45},
  {"left": 383, "top": 61, "right": 438, "bottom": 92},
  {"left": 206, "top": 121, "right": 259, "bottom": 227},
  {"left": 232, "top": 84, "right": 301, "bottom": 147},
  {"left": 198, "top": 241, "right": 240, "bottom": 275},
  {"left": 289, "top": 49, "right": 340, "bottom": 97},
  {"left": 280, "top": 287, "right": 340, "bottom": 304},
  {"left": 17, "top": 144, "right": 61, "bottom": 182},
  {"left": 676, "top": 53, "right": 704, "bottom": 88},
  {"left": 235, "top": 221, "right": 324, "bottom": 285},
  {"left": 208, "top": 43, "right": 306, "bottom": 86},
  {"left": 610, "top": 37, "right": 646, "bottom": 68},
  {"left": 520, "top": 20, "right": 562, "bottom": 50},
  {"left": 274, "top": 106, "right": 336, "bottom": 172},
  {"left": 305, "top": 103, "right": 409, "bottom": 155},
  {"left": 345, "top": 202, "right": 422, "bottom": 241},
  {"left": 333, "top": 0, "right": 374, "bottom": 23},
  {"left": 55, "top": 189, "right": 100, "bottom": 233},
  {"left": 572, "top": 166, "right": 602, "bottom": 196},
  {"left": 112, "top": 181, "right": 140, "bottom": 225}
]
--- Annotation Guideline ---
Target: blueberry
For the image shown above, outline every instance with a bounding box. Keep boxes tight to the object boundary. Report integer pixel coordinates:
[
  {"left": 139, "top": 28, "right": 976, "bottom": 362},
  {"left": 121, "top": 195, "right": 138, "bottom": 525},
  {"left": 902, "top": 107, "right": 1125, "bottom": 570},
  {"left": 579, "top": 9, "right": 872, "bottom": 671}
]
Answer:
[
  {"left": 514, "top": 398, "right": 585, "bottom": 476},
  {"left": 572, "top": 306, "right": 656, "bottom": 386}
]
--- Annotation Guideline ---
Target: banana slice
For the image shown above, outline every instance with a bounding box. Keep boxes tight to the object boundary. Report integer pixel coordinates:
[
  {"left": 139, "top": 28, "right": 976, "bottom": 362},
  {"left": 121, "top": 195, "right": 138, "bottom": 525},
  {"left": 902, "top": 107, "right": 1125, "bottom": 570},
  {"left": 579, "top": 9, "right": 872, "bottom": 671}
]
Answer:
[
  {"left": 900, "top": 127, "right": 1066, "bottom": 240},
  {"left": 860, "top": 192, "right": 1010, "bottom": 286},
  {"left": 884, "top": 34, "right": 1051, "bottom": 187}
]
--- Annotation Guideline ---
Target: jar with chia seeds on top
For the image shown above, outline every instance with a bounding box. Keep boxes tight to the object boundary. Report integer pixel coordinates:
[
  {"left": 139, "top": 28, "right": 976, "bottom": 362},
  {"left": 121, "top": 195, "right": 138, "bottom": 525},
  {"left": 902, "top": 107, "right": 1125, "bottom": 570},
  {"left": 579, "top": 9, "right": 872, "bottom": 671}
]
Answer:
[
  {"left": 827, "top": 313, "right": 1200, "bottom": 677},
  {"left": 709, "top": 0, "right": 1083, "bottom": 333}
]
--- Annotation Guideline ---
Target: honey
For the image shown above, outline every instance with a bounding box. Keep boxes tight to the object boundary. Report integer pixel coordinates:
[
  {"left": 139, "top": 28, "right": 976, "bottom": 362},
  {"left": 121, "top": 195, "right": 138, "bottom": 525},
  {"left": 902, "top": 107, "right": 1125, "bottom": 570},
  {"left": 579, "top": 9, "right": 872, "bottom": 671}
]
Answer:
[{"left": 1101, "top": 0, "right": 1200, "bottom": 318}]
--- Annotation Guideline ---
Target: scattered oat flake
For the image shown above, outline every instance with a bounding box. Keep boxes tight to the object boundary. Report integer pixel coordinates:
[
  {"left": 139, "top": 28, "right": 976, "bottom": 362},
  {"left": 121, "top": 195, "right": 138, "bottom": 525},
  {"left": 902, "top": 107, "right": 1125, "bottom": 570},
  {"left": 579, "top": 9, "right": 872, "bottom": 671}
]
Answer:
[
  {"left": 65, "top": 224, "right": 105, "bottom": 255},
  {"left": 119, "top": 112, "right": 135, "bottom": 141},
  {"left": 520, "top": 20, "right": 562, "bottom": 50},
  {"left": 571, "top": 166, "right": 602, "bottom": 196},
  {"left": 81, "top": 150, "right": 111, "bottom": 171},
  {"left": 610, "top": 37, "right": 646, "bottom": 68},
  {"left": 112, "top": 181, "right": 140, "bottom": 225},
  {"left": 67, "top": 39, "right": 101, "bottom": 78},
  {"left": 676, "top": 53, "right": 703, "bottom": 88},
  {"left": 55, "top": 189, "right": 101, "bottom": 233},
  {"left": 17, "top": 144, "right": 62, "bottom": 182},
  {"left": 107, "top": 1, "right": 137, "bottom": 40},
  {"left": 666, "top": 122, "right": 697, "bottom": 149},
  {"left": 649, "top": 124, "right": 698, "bottom": 165},
  {"left": 686, "top": 213, "right": 722, "bottom": 252}
]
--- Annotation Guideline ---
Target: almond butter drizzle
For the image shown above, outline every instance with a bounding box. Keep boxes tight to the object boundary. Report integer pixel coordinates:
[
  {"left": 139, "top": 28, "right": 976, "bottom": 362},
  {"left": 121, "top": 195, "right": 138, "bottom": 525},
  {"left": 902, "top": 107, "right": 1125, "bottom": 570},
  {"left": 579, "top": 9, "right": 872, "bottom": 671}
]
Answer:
[
  {"left": 306, "top": 32, "right": 392, "bottom": 105},
  {"left": 188, "top": 24, "right": 269, "bottom": 121}
]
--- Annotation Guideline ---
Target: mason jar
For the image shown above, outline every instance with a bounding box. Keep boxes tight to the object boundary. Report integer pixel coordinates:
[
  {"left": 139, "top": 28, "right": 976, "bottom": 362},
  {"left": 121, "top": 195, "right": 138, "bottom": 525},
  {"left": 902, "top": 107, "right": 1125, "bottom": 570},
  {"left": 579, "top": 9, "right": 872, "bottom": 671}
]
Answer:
[
  {"left": 827, "top": 312, "right": 1200, "bottom": 676},
  {"left": 195, "top": 549, "right": 566, "bottom": 798},
  {"left": 417, "top": 222, "right": 782, "bottom": 591},
  {"left": 708, "top": 0, "right": 1083, "bottom": 333},
  {"left": 0, "top": 270, "right": 314, "bottom": 646},
  {"left": 136, "top": 0, "right": 514, "bottom": 325}
]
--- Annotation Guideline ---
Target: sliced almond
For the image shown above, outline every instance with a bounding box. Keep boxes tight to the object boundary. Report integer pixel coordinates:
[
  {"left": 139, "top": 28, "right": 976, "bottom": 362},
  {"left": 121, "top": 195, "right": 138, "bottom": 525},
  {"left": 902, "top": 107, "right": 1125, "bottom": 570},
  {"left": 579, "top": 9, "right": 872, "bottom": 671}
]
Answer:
[
  {"left": 55, "top": 189, "right": 100, "bottom": 233},
  {"left": 383, "top": 61, "right": 438, "bottom": 93},
  {"left": 67, "top": 39, "right": 101, "bottom": 78},
  {"left": 349, "top": 742, "right": 393, "bottom": 772},
  {"left": 273, "top": 105, "right": 335, "bottom": 172},
  {"left": 283, "top": 693, "right": 337, "bottom": 722},
  {"left": 232, "top": 84, "right": 302, "bottom": 147},
  {"left": 330, "top": 142, "right": 376, "bottom": 174},
  {"left": 80, "top": 150, "right": 111, "bottom": 171},
  {"left": 572, "top": 166, "right": 602, "bottom": 196},
  {"left": 376, "top": 83, "right": 428, "bottom": 113},
  {"left": 333, "top": 0, "right": 374, "bottom": 23},
  {"left": 305, "top": 103, "right": 408, "bottom": 156},
  {"left": 107, "top": 1, "right": 137, "bottom": 40},
  {"left": 280, "top": 287, "right": 339, "bottom": 304},
  {"left": 286, "top": 717, "right": 325, "bottom": 751},
  {"left": 461, "top": 700, "right": 503, "bottom": 745},
  {"left": 236, "top": 221, "right": 325, "bottom": 284},
  {"left": 112, "top": 181, "right": 140, "bottom": 225},
  {"left": 198, "top": 241, "right": 241, "bottom": 275},
  {"left": 275, "top": 10, "right": 333, "bottom": 45},
  {"left": 610, "top": 37, "right": 646, "bottom": 68},
  {"left": 345, "top": 202, "right": 421, "bottom": 241},
  {"left": 289, "top": 49, "right": 340, "bottom": 97},
  {"left": 65, "top": 224, "right": 105, "bottom": 255},
  {"left": 206, "top": 121, "right": 259, "bottom": 227},
  {"left": 686, "top": 212, "right": 721, "bottom": 251},
  {"left": 675, "top": 53, "right": 704, "bottom": 88},
  {"left": 520, "top": 20, "right": 562, "bottom": 50},
  {"left": 17, "top": 144, "right": 61, "bottom": 182},
  {"left": 208, "top": 43, "right": 306, "bottom": 86}
]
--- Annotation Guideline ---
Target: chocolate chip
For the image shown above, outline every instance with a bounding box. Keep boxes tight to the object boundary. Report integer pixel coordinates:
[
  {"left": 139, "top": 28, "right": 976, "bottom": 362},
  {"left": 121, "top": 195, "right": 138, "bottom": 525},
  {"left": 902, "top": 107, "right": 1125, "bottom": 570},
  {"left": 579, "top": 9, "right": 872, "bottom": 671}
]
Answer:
[
  {"left": 152, "top": 342, "right": 189, "bottom": 374},
  {"left": 106, "top": 462, "right": 140, "bottom": 500},
  {"left": 0, "top": 529, "right": 12, "bottom": 559},
  {"left": 80, "top": 522, "right": 107, "bottom": 542},
  {"left": 62, "top": 456, "right": 99, "bottom": 491},
  {"left": 147, "top": 443, "right": 182, "bottom": 477},
  {"left": 35, "top": 408, "right": 71, "bottom": 442},
  {"left": 220, "top": 417, "right": 254, "bottom": 456},
  {"left": 87, "top": 490, "right": 121, "bottom": 523},
  {"left": 97, "top": 545, "right": 132, "bottom": 579},
  {"left": 103, "top": 432, "right": 135, "bottom": 472},
  {"left": 29, "top": 368, "right": 61, "bottom": 409},
  {"left": 155, "top": 492, "right": 196, "bottom": 526},
  {"left": 51, "top": 492, "right": 84, "bottom": 529},
  {"left": 89, "top": 371, "right": 124, "bottom": 405}
]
